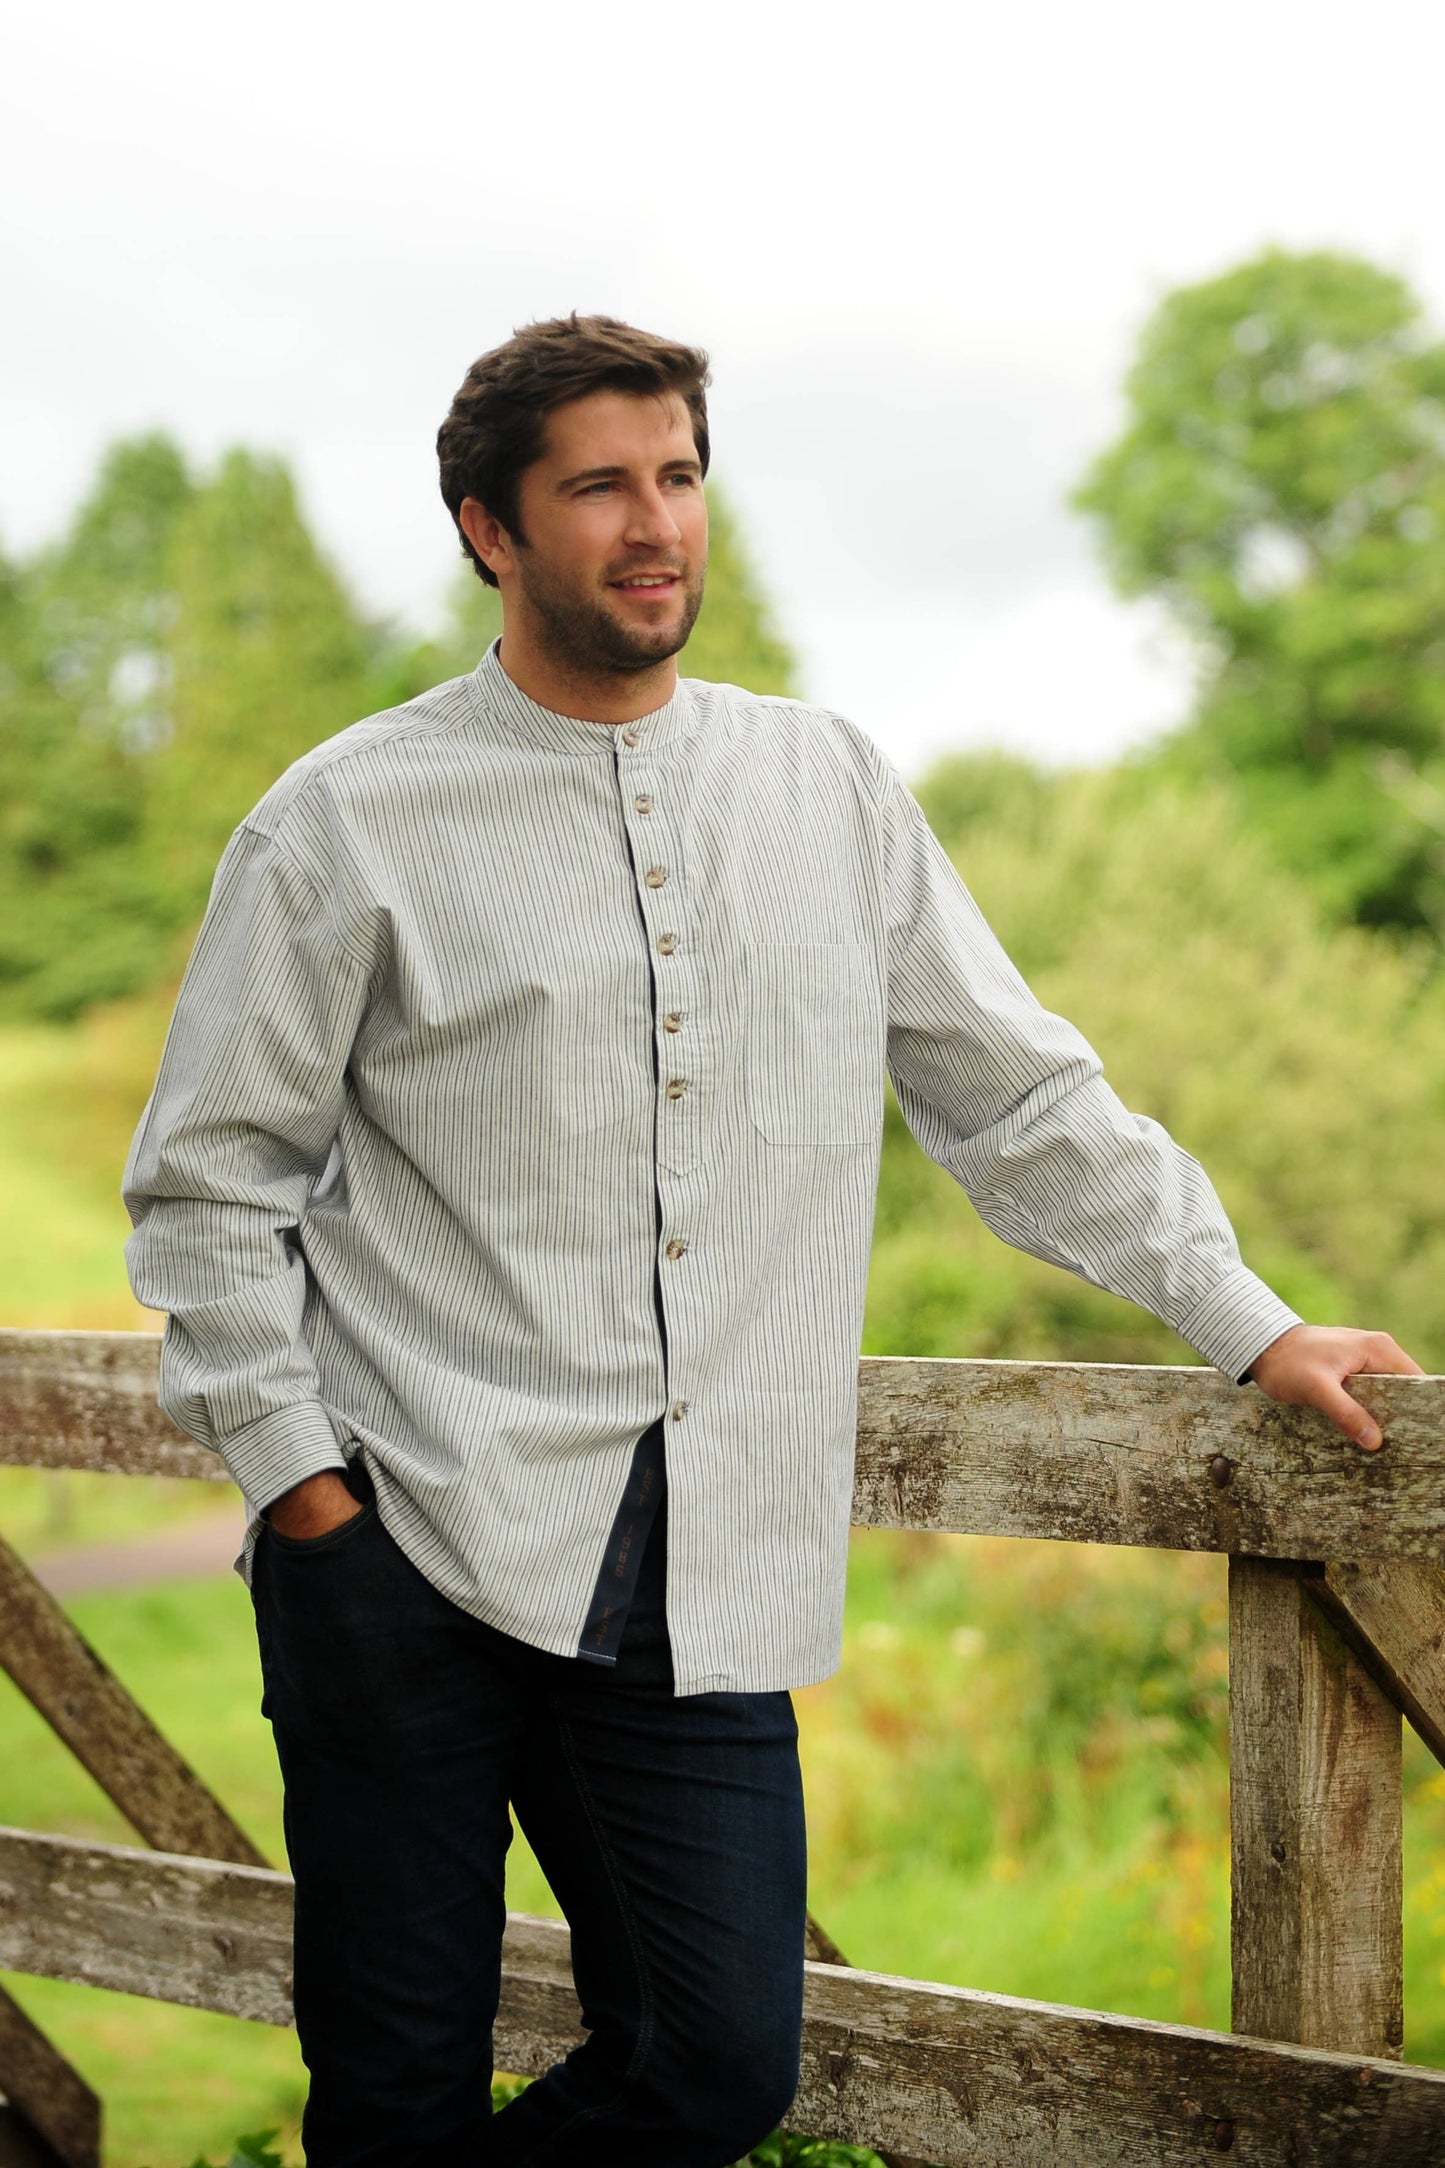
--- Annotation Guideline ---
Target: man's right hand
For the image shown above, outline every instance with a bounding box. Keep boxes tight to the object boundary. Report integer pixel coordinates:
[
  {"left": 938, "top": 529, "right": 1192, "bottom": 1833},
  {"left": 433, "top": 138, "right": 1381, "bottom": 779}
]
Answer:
[{"left": 267, "top": 1469, "right": 364, "bottom": 1540}]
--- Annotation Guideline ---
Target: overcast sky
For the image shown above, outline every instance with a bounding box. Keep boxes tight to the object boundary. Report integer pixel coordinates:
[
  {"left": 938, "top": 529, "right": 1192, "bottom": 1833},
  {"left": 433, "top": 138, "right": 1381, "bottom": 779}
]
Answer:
[{"left": 5, "top": 0, "right": 1445, "bottom": 775}]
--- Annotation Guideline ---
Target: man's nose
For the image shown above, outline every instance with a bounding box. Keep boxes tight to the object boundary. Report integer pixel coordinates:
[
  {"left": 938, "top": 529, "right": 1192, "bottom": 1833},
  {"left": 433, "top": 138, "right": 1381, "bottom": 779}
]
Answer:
[{"left": 624, "top": 485, "right": 683, "bottom": 550}]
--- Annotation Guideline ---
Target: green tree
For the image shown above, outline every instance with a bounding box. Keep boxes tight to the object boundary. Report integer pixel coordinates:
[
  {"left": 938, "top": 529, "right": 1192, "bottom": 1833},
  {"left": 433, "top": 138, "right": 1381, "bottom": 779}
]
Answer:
[
  {"left": 1073, "top": 248, "right": 1445, "bottom": 934},
  {"left": 140, "top": 449, "right": 375, "bottom": 920},
  {"left": 0, "top": 437, "right": 384, "bottom": 1016},
  {"left": 0, "top": 435, "right": 196, "bottom": 1017},
  {"left": 681, "top": 486, "right": 796, "bottom": 693}
]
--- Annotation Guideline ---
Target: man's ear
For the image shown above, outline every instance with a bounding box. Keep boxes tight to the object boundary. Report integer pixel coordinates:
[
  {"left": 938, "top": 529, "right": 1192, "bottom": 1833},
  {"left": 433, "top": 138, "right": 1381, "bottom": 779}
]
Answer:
[{"left": 459, "top": 497, "right": 513, "bottom": 581}]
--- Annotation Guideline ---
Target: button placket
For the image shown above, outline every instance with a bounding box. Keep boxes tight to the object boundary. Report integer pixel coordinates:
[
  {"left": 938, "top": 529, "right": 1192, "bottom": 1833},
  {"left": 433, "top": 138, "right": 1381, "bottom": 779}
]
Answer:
[
  {"left": 615, "top": 714, "right": 699, "bottom": 1452},
  {"left": 614, "top": 734, "right": 697, "bottom": 1178}
]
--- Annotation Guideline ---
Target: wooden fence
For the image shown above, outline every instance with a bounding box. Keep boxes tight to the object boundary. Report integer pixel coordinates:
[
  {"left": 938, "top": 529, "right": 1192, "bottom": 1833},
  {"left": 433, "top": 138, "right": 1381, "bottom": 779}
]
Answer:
[{"left": 0, "top": 1327, "right": 1444, "bottom": 2164}]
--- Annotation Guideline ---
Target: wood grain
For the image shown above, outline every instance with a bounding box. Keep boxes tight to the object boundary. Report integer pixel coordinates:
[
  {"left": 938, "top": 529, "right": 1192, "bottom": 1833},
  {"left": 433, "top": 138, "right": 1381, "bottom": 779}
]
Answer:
[
  {"left": 0, "top": 1331, "right": 216, "bottom": 1481},
  {"left": 0, "top": 1988, "right": 99, "bottom": 2168},
  {"left": 1230, "top": 1558, "right": 1403, "bottom": 2058},
  {"left": 0, "top": 1534, "right": 265, "bottom": 1867},
  {"left": 0, "top": 1831, "right": 1442, "bottom": 2164},
  {"left": 855, "top": 1355, "right": 1445, "bottom": 1559},
  {"left": 1309, "top": 1560, "right": 1445, "bottom": 1769},
  {"left": 6, "top": 1332, "right": 1445, "bottom": 1563}
]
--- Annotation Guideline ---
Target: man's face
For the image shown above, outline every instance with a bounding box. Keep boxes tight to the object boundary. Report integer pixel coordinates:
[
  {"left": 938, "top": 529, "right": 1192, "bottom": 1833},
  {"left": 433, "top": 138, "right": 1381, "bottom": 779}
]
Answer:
[{"left": 498, "top": 389, "right": 708, "bottom": 675}]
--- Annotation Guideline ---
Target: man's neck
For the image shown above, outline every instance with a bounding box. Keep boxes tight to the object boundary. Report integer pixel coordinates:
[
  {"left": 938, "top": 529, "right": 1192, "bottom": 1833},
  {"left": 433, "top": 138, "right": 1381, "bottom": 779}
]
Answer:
[{"left": 495, "top": 631, "right": 679, "bottom": 726}]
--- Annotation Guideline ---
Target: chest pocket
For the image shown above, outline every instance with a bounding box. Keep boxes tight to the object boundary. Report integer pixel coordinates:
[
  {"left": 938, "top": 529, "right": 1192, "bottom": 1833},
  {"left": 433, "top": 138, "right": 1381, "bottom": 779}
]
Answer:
[{"left": 744, "top": 944, "right": 881, "bottom": 1147}]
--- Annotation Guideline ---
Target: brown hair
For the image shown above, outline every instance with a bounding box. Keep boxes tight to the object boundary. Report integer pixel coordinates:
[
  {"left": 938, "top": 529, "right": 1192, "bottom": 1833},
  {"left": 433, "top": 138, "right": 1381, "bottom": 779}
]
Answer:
[{"left": 437, "top": 314, "right": 712, "bottom": 588}]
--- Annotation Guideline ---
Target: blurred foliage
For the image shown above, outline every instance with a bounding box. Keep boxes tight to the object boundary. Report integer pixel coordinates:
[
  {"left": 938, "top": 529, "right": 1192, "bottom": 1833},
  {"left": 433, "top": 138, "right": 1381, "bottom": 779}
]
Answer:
[
  {"left": 0, "top": 436, "right": 195, "bottom": 1016},
  {"left": 0, "top": 448, "right": 791, "bottom": 1023},
  {"left": 1075, "top": 247, "right": 1445, "bottom": 937},
  {"left": 138, "top": 450, "right": 376, "bottom": 922},
  {"left": 869, "top": 753, "right": 1445, "bottom": 1369},
  {"left": 0, "top": 435, "right": 378, "bottom": 1019},
  {"left": 682, "top": 486, "right": 797, "bottom": 693}
]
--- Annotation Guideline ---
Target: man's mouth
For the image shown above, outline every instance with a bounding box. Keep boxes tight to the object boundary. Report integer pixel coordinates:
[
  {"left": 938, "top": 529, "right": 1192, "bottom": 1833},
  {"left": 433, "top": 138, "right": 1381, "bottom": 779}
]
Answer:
[{"left": 610, "top": 571, "right": 682, "bottom": 592}]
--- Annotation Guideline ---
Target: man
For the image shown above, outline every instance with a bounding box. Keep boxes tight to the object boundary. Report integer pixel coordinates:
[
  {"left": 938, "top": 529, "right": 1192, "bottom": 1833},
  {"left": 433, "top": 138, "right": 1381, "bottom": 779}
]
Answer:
[{"left": 123, "top": 314, "right": 1421, "bottom": 2167}]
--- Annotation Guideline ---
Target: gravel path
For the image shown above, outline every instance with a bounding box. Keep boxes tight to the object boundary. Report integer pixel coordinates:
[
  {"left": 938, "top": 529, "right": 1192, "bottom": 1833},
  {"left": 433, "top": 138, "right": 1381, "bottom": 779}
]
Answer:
[{"left": 30, "top": 1510, "right": 248, "bottom": 1597}]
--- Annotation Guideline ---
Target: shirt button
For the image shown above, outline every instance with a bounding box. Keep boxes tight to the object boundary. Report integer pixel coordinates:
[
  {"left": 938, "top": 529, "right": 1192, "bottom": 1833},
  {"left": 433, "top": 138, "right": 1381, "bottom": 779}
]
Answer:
[
  {"left": 666, "top": 1077, "right": 688, "bottom": 1100},
  {"left": 634, "top": 794, "right": 654, "bottom": 814},
  {"left": 620, "top": 727, "right": 640, "bottom": 748},
  {"left": 657, "top": 934, "right": 677, "bottom": 955},
  {"left": 665, "top": 1238, "right": 687, "bottom": 1260},
  {"left": 644, "top": 867, "right": 667, "bottom": 889},
  {"left": 670, "top": 1399, "right": 688, "bottom": 1421},
  {"left": 663, "top": 1010, "right": 683, "bottom": 1033}
]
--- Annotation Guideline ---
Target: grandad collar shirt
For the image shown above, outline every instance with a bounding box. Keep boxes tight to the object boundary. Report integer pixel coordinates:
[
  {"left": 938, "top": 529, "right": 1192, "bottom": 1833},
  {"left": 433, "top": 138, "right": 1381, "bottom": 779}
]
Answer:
[{"left": 123, "top": 643, "right": 1300, "bottom": 1693}]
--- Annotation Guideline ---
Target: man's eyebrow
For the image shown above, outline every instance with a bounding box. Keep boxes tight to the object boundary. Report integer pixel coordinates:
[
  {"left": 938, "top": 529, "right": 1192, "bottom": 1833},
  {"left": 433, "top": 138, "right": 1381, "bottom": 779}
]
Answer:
[
  {"left": 556, "top": 464, "right": 626, "bottom": 490},
  {"left": 555, "top": 457, "right": 703, "bottom": 491}
]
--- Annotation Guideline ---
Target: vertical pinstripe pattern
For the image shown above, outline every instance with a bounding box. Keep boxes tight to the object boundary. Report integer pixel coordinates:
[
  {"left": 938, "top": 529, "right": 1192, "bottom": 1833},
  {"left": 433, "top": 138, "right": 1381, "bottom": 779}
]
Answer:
[{"left": 122, "top": 643, "right": 1300, "bottom": 1693}]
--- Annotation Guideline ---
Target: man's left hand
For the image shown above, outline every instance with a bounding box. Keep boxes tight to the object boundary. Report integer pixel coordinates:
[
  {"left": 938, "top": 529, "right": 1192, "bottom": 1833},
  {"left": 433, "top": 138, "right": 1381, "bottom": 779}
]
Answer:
[{"left": 1247, "top": 1324, "right": 1425, "bottom": 1451}]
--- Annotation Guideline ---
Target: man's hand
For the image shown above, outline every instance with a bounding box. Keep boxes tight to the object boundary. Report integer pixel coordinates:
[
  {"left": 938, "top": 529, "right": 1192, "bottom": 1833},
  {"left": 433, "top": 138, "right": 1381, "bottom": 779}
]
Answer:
[
  {"left": 267, "top": 1469, "right": 364, "bottom": 1539},
  {"left": 1247, "top": 1324, "right": 1425, "bottom": 1451}
]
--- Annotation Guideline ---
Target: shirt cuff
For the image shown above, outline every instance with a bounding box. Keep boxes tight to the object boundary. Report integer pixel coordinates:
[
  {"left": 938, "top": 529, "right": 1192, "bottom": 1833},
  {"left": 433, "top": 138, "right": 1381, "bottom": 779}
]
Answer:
[
  {"left": 1174, "top": 1269, "right": 1304, "bottom": 1385},
  {"left": 217, "top": 1402, "right": 349, "bottom": 1513}
]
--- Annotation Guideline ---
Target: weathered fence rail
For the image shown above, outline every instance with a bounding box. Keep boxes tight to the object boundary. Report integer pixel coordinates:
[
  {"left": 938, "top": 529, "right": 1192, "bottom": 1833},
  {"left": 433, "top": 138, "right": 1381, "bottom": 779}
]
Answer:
[
  {"left": 1, "top": 1826, "right": 1441, "bottom": 2167},
  {"left": 1, "top": 1328, "right": 1444, "bottom": 2165}
]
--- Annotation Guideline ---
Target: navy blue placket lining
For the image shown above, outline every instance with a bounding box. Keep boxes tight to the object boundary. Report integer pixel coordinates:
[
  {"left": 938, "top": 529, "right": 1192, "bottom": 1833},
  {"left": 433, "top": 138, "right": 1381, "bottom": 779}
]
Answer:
[{"left": 575, "top": 1404, "right": 668, "bottom": 1666}]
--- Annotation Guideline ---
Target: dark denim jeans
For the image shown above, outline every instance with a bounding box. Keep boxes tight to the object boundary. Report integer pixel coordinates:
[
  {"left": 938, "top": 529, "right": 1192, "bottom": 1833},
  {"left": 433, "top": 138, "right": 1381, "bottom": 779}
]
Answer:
[{"left": 251, "top": 1487, "right": 807, "bottom": 2167}]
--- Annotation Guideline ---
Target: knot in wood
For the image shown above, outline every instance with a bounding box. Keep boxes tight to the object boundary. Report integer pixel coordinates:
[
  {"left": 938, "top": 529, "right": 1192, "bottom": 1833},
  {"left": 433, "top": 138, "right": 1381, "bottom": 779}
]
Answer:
[
  {"left": 1208, "top": 1455, "right": 1234, "bottom": 1489},
  {"left": 213, "top": 1931, "right": 236, "bottom": 1959},
  {"left": 1212, "top": 2119, "right": 1235, "bottom": 2151}
]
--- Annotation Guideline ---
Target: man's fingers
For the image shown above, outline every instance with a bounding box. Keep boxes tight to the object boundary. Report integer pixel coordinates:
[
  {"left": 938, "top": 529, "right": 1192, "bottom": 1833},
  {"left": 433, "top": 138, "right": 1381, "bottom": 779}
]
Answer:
[
  {"left": 1348, "top": 1333, "right": 1426, "bottom": 1378},
  {"left": 1314, "top": 1374, "right": 1383, "bottom": 1452}
]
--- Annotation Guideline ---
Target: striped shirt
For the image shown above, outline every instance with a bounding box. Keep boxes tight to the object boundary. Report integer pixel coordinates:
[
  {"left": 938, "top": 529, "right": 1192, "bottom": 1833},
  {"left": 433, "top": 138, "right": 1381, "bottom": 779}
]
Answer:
[{"left": 122, "top": 642, "right": 1300, "bottom": 1693}]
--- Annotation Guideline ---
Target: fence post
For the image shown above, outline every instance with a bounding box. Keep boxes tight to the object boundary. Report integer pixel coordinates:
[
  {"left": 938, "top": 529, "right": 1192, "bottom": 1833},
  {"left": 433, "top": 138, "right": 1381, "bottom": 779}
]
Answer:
[{"left": 1229, "top": 1555, "right": 1403, "bottom": 2057}]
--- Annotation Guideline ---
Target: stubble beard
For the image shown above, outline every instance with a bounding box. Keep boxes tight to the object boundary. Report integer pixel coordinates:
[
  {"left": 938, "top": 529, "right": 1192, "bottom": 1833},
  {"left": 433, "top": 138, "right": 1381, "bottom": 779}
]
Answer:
[{"left": 514, "top": 551, "right": 707, "bottom": 679}]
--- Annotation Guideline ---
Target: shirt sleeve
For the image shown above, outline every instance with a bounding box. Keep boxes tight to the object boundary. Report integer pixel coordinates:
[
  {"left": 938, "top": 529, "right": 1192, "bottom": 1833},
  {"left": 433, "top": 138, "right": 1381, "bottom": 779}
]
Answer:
[
  {"left": 879, "top": 766, "right": 1301, "bottom": 1382},
  {"left": 122, "top": 820, "right": 373, "bottom": 1508}
]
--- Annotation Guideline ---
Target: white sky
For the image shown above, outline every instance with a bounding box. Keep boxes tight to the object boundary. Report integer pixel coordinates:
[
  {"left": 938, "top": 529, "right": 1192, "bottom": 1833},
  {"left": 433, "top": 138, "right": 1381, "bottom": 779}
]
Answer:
[{"left": 4, "top": 0, "right": 1444, "bottom": 775}]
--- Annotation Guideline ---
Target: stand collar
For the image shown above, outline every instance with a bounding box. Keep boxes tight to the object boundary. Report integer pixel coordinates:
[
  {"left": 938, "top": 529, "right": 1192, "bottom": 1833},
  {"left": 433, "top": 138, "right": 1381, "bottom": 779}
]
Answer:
[{"left": 469, "top": 638, "right": 694, "bottom": 757}]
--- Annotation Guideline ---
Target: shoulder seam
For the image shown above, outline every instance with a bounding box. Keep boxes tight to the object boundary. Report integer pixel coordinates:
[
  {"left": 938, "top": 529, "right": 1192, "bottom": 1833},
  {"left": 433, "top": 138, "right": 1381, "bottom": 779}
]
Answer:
[
  {"left": 235, "top": 820, "right": 374, "bottom": 972},
  {"left": 253, "top": 678, "right": 479, "bottom": 824}
]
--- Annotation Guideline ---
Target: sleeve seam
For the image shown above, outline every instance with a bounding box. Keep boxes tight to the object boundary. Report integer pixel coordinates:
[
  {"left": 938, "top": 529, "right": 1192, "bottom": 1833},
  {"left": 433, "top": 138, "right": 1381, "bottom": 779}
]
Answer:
[{"left": 238, "top": 817, "right": 372, "bottom": 972}]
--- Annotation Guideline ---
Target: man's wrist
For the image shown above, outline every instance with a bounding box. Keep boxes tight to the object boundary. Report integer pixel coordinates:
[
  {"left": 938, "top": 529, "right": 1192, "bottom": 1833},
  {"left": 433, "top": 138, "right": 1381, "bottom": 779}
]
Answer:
[
  {"left": 266, "top": 1468, "right": 364, "bottom": 1539},
  {"left": 1244, "top": 1321, "right": 1304, "bottom": 1383}
]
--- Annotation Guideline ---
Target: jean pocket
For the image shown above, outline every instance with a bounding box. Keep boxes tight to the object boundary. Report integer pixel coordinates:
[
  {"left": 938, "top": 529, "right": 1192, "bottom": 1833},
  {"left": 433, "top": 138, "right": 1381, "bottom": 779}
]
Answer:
[{"left": 266, "top": 1503, "right": 378, "bottom": 1555}]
